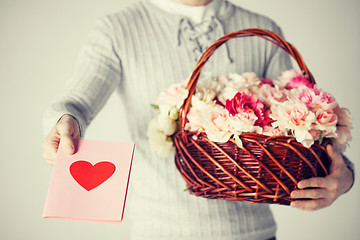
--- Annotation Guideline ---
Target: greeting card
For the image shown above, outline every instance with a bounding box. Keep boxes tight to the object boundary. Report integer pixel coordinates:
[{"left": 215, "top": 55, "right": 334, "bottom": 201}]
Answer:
[{"left": 42, "top": 139, "right": 135, "bottom": 224}]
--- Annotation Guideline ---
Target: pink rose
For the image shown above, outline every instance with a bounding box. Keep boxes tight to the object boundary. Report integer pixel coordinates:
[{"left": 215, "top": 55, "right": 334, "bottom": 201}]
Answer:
[
  {"left": 225, "top": 92, "right": 269, "bottom": 127},
  {"left": 297, "top": 87, "right": 337, "bottom": 110},
  {"left": 286, "top": 75, "right": 314, "bottom": 89}
]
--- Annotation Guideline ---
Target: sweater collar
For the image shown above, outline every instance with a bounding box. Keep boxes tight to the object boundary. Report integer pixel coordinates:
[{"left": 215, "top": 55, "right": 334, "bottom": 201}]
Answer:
[
  {"left": 144, "top": 0, "right": 235, "bottom": 23},
  {"left": 142, "top": 0, "right": 234, "bottom": 63}
]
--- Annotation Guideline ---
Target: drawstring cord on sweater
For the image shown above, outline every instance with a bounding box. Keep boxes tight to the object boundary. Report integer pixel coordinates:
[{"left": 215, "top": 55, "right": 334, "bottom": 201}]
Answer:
[{"left": 177, "top": 16, "right": 233, "bottom": 64}]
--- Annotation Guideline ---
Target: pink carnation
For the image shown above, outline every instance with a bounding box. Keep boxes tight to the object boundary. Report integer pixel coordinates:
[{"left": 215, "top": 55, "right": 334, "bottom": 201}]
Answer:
[
  {"left": 229, "top": 110, "right": 260, "bottom": 135},
  {"left": 287, "top": 75, "right": 314, "bottom": 89},
  {"left": 334, "top": 126, "right": 352, "bottom": 151},
  {"left": 260, "top": 78, "right": 274, "bottom": 86},
  {"left": 270, "top": 100, "right": 316, "bottom": 147},
  {"left": 156, "top": 83, "right": 189, "bottom": 108},
  {"left": 202, "top": 107, "right": 232, "bottom": 143},
  {"left": 262, "top": 126, "right": 289, "bottom": 137},
  {"left": 314, "top": 109, "right": 338, "bottom": 137},
  {"left": 297, "top": 87, "right": 337, "bottom": 110},
  {"left": 334, "top": 106, "right": 352, "bottom": 127},
  {"left": 225, "top": 92, "right": 269, "bottom": 127},
  {"left": 257, "top": 84, "right": 288, "bottom": 107}
]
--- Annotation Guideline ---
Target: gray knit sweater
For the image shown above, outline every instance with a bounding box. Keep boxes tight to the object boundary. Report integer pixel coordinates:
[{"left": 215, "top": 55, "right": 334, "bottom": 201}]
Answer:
[{"left": 44, "top": 1, "right": 293, "bottom": 239}]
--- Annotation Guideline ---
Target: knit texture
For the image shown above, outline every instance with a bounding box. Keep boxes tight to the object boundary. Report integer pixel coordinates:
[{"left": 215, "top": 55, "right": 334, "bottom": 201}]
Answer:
[{"left": 44, "top": 1, "right": 294, "bottom": 239}]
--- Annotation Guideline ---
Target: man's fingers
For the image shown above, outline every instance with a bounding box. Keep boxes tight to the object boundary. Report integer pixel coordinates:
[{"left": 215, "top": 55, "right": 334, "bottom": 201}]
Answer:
[
  {"left": 42, "top": 138, "right": 59, "bottom": 165},
  {"left": 291, "top": 188, "right": 329, "bottom": 200},
  {"left": 290, "top": 198, "right": 330, "bottom": 211},
  {"left": 298, "top": 177, "right": 327, "bottom": 189},
  {"left": 42, "top": 114, "right": 80, "bottom": 165}
]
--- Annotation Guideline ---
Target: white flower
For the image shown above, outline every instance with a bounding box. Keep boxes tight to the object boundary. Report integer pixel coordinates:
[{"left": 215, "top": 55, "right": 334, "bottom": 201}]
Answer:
[
  {"left": 194, "top": 88, "right": 217, "bottom": 103},
  {"left": 157, "top": 114, "right": 178, "bottom": 136},
  {"left": 229, "top": 72, "right": 260, "bottom": 88},
  {"left": 197, "top": 74, "right": 222, "bottom": 93},
  {"left": 158, "top": 104, "right": 179, "bottom": 120},
  {"left": 147, "top": 118, "right": 174, "bottom": 158}
]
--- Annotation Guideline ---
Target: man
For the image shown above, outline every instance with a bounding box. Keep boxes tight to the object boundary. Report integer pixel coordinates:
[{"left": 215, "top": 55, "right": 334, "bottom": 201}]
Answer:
[{"left": 42, "top": 0, "right": 354, "bottom": 239}]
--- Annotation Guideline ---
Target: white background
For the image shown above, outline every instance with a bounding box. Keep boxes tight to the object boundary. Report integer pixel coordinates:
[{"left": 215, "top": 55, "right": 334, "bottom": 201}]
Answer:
[{"left": 0, "top": 0, "right": 359, "bottom": 239}]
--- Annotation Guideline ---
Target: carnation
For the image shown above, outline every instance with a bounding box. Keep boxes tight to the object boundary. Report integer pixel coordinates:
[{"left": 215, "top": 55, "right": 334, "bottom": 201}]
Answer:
[
  {"left": 297, "top": 86, "right": 337, "bottom": 110},
  {"left": 270, "top": 100, "right": 316, "bottom": 147},
  {"left": 155, "top": 82, "right": 189, "bottom": 109},
  {"left": 146, "top": 118, "right": 175, "bottom": 158},
  {"left": 148, "top": 70, "right": 352, "bottom": 158},
  {"left": 225, "top": 92, "right": 269, "bottom": 127}
]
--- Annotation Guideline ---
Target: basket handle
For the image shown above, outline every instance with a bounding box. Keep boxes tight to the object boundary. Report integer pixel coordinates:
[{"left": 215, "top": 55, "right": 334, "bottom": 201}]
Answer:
[{"left": 179, "top": 28, "right": 314, "bottom": 131}]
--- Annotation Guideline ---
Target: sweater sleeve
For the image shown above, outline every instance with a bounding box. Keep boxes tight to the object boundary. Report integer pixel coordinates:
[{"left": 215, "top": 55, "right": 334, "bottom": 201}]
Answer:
[{"left": 43, "top": 17, "right": 122, "bottom": 136}]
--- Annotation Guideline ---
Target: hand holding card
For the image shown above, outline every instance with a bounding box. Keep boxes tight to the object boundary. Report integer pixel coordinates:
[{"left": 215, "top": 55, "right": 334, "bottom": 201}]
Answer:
[{"left": 42, "top": 139, "right": 135, "bottom": 224}]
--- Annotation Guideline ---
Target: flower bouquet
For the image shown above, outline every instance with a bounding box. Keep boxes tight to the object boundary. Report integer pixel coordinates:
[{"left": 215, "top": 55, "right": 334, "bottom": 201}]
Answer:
[{"left": 147, "top": 29, "right": 352, "bottom": 205}]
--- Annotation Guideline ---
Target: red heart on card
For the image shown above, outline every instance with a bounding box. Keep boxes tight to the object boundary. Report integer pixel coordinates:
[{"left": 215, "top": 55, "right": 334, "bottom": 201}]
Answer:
[{"left": 70, "top": 161, "right": 116, "bottom": 191}]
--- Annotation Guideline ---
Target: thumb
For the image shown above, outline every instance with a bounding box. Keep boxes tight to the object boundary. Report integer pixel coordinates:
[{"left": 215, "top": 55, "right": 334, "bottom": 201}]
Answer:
[
  {"left": 57, "top": 122, "right": 76, "bottom": 155},
  {"left": 60, "top": 133, "right": 76, "bottom": 154}
]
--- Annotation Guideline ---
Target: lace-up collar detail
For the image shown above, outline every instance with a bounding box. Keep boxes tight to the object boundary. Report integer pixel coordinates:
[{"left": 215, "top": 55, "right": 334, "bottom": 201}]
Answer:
[
  {"left": 177, "top": 16, "right": 233, "bottom": 63},
  {"left": 145, "top": 0, "right": 235, "bottom": 63}
]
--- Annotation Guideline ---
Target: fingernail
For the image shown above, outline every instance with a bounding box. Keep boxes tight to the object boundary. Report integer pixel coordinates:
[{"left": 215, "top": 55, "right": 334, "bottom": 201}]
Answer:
[
  {"left": 290, "top": 202, "right": 296, "bottom": 208},
  {"left": 66, "top": 145, "right": 74, "bottom": 153}
]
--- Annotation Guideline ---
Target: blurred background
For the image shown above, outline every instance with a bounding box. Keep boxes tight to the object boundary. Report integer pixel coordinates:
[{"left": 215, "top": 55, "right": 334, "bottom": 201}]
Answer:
[{"left": 0, "top": 0, "right": 359, "bottom": 239}]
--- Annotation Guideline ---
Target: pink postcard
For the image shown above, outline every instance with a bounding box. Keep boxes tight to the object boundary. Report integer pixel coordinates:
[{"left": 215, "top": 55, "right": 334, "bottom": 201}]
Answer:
[{"left": 42, "top": 139, "right": 135, "bottom": 224}]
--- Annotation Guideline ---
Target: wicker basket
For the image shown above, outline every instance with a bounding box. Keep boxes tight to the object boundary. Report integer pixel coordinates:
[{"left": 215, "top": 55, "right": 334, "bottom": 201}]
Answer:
[{"left": 174, "top": 28, "right": 331, "bottom": 205}]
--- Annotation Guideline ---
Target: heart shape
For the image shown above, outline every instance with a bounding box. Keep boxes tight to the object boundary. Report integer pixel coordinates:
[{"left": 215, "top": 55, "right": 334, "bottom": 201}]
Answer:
[{"left": 70, "top": 161, "right": 116, "bottom": 191}]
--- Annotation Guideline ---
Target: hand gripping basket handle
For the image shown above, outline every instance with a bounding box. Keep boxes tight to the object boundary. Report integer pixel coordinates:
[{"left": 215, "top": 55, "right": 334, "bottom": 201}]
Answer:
[{"left": 179, "top": 28, "right": 314, "bottom": 131}]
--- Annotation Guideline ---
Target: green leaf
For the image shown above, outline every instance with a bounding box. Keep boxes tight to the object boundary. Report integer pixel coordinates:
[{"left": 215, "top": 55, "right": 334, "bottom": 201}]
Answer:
[
  {"left": 151, "top": 104, "right": 159, "bottom": 109},
  {"left": 318, "top": 131, "right": 324, "bottom": 144},
  {"left": 234, "top": 135, "right": 243, "bottom": 148}
]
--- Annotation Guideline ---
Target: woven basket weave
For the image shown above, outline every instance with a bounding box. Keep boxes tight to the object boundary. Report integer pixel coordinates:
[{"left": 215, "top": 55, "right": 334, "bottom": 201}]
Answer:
[{"left": 174, "top": 28, "right": 331, "bottom": 205}]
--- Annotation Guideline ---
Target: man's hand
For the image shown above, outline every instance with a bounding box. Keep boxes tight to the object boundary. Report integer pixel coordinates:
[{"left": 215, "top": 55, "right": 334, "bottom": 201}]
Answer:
[
  {"left": 42, "top": 114, "right": 81, "bottom": 165},
  {"left": 290, "top": 144, "right": 354, "bottom": 211}
]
